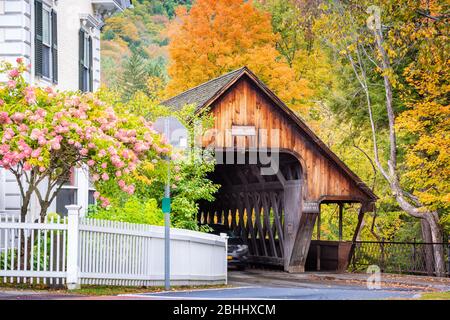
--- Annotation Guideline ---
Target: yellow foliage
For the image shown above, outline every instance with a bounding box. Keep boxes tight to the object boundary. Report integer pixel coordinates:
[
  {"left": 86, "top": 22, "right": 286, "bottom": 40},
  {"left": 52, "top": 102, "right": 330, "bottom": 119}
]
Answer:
[{"left": 396, "top": 5, "right": 450, "bottom": 212}]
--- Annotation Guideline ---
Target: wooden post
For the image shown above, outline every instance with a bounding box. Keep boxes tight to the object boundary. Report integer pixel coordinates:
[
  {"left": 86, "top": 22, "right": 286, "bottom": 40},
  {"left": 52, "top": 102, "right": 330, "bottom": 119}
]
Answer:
[
  {"left": 348, "top": 204, "right": 366, "bottom": 269},
  {"left": 283, "top": 180, "right": 302, "bottom": 271},
  {"left": 316, "top": 204, "right": 321, "bottom": 271},
  {"left": 66, "top": 205, "right": 81, "bottom": 290},
  {"left": 317, "top": 208, "right": 321, "bottom": 241},
  {"left": 338, "top": 203, "right": 343, "bottom": 241}
]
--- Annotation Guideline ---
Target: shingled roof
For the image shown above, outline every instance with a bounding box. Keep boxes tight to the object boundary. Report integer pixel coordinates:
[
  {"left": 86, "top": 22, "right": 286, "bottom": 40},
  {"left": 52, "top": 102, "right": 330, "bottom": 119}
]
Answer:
[
  {"left": 162, "top": 67, "right": 377, "bottom": 201},
  {"left": 162, "top": 68, "right": 246, "bottom": 110}
]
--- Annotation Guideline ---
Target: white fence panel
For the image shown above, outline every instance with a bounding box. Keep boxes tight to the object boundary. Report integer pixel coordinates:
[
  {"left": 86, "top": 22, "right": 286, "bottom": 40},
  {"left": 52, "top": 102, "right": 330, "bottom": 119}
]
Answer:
[
  {"left": 0, "top": 214, "right": 67, "bottom": 286},
  {"left": 78, "top": 218, "right": 227, "bottom": 286},
  {"left": 0, "top": 206, "right": 228, "bottom": 288}
]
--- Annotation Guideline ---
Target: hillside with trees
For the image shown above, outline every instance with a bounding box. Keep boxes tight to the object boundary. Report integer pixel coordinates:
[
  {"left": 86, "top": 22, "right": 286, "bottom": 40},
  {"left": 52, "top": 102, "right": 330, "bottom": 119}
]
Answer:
[{"left": 101, "top": 0, "right": 192, "bottom": 96}]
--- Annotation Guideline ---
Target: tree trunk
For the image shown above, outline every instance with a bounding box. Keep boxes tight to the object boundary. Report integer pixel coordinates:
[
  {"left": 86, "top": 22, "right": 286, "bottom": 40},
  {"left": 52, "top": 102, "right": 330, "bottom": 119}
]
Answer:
[
  {"left": 19, "top": 194, "right": 31, "bottom": 270},
  {"left": 20, "top": 192, "right": 32, "bottom": 223},
  {"left": 357, "top": 216, "right": 365, "bottom": 241},
  {"left": 421, "top": 219, "right": 435, "bottom": 276},
  {"left": 394, "top": 191, "right": 446, "bottom": 277},
  {"left": 423, "top": 212, "right": 446, "bottom": 277},
  {"left": 39, "top": 202, "right": 51, "bottom": 221}
]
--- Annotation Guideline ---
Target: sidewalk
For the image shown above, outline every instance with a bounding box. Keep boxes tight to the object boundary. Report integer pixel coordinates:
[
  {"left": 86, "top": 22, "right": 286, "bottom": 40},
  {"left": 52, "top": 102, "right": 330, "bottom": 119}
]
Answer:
[
  {"left": 0, "top": 289, "right": 83, "bottom": 300},
  {"left": 307, "top": 272, "right": 450, "bottom": 291}
]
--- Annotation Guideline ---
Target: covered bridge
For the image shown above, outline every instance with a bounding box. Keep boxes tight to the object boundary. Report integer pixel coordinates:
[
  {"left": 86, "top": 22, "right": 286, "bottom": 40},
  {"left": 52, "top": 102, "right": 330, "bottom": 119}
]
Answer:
[{"left": 163, "top": 67, "right": 377, "bottom": 272}]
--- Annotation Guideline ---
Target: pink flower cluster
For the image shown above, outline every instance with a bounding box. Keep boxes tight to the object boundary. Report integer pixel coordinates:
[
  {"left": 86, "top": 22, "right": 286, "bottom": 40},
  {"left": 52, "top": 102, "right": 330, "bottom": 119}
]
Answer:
[
  {"left": 118, "top": 179, "right": 135, "bottom": 194},
  {"left": 0, "top": 112, "right": 11, "bottom": 124},
  {"left": 93, "top": 191, "right": 110, "bottom": 208},
  {"left": 0, "top": 139, "right": 33, "bottom": 169},
  {"left": 1, "top": 60, "right": 172, "bottom": 210},
  {"left": 24, "top": 86, "right": 36, "bottom": 105}
]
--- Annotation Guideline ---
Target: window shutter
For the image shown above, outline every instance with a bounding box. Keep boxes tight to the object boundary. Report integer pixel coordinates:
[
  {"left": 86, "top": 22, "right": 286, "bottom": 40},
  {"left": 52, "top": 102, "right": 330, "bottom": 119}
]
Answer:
[
  {"left": 79, "top": 29, "right": 85, "bottom": 91},
  {"left": 51, "top": 9, "right": 58, "bottom": 83},
  {"left": 34, "top": 0, "right": 43, "bottom": 77},
  {"left": 88, "top": 36, "right": 93, "bottom": 92}
]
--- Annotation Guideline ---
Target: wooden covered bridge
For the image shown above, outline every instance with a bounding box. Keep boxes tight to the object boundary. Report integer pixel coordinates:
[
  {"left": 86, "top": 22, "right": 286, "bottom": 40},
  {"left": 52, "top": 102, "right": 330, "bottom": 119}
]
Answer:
[{"left": 163, "top": 67, "right": 377, "bottom": 272}]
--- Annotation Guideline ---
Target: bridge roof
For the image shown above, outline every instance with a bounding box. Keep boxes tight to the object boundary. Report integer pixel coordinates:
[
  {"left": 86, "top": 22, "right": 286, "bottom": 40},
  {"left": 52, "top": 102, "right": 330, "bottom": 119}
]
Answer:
[{"left": 162, "top": 67, "right": 377, "bottom": 202}]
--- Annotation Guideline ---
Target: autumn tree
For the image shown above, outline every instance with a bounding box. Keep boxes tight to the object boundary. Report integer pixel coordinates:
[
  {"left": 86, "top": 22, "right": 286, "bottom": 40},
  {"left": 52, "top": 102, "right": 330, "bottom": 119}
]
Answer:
[
  {"left": 315, "top": 0, "right": 448, "bottom": 275},
  {"left": 261, "top": 0, "right": 343, "bottom": 127},
  {"left": 0, "top": 60, "right": 170, "bottom": 221},
  {"left": 396, "top": 5, "right": 449, "bottom": 215},
  {"left": 118, "top": 50, "right": 150, "bottom": 100},
  {"left": 102, "top": 15, "right": 140, "bottom": 45},
  {"left": 165, "top": 0, "right": 312, "bottom": 113},
  {"left": 259, "top": 0, "right": 322, "bottom": 66},
  {"left": 396, "top": 2, "right": 450, "bottom": 250}
]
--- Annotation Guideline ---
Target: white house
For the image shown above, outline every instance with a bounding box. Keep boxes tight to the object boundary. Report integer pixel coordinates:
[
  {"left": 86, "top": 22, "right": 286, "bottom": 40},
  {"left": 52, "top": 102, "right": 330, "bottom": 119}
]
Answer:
[{"left": 0, "top": 0, "right": 132, "bottom": 218}]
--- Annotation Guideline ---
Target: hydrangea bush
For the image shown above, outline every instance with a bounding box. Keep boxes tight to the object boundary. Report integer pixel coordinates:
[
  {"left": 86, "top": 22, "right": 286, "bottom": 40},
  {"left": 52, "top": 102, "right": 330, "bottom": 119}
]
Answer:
[
  {"left": 0, "top": 59, "right": 170, "bottom": 221},
  {"left": 87, "top": 92, "right": 220, "bottom": 230}
]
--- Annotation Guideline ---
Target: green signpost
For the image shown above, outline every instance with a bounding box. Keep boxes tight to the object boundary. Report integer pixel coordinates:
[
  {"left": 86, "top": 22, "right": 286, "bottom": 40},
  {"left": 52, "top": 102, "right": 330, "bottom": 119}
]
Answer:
[{"left": 153, "top": 116, "right": 188, "bottom": 290}]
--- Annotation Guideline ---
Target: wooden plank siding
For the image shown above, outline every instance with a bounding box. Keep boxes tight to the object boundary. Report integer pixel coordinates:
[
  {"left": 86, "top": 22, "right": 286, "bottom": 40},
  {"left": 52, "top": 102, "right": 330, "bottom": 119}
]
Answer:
[{"left": 201, "top": 77, "right": 370, "bottom": 204}]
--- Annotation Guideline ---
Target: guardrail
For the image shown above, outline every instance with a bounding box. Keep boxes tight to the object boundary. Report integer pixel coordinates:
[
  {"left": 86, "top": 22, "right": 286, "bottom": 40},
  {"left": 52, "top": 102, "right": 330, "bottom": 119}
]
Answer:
[{"left": 351, "top": 240, "right": 450, "bottom": 277}]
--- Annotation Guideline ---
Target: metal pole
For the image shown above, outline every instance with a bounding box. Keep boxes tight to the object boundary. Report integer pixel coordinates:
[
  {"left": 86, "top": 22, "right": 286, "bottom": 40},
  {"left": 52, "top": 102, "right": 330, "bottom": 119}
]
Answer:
[
  {"left": 164, "top": 119, "right": 170, "bottom": 290},
  {"left": 164, "top": 169, "right": 170, "bottom": 290}
]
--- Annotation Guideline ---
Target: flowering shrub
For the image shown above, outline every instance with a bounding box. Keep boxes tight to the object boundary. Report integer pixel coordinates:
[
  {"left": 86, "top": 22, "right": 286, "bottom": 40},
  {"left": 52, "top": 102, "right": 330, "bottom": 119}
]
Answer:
[
  {"left": 0, "top": 59, "right": 170, "bottom": 220},
  {"left": 88, "top": 93, "right": 219, "bottom": 230}
]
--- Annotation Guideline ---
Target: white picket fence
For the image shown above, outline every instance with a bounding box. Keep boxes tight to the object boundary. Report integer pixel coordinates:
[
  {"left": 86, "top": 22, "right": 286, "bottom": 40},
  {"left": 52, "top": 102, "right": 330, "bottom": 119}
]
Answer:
[
  {"left": 0, "top": 206, "right": 228, "bottom": 288},
  {"left": 0, "top": 213, "right": 68, "bottom": 286}
]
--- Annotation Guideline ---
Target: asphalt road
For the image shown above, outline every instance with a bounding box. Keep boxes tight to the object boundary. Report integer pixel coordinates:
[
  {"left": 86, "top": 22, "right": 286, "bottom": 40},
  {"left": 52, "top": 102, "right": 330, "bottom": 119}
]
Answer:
[
  {"left": 2, "top": 270, "right": 447, "bottom": 300},
  {"left": 119, "top": 270, "right": 425, "bottom": 300},
  {"left": 121, "top": 285, "right": 419, "bottom": 300}
]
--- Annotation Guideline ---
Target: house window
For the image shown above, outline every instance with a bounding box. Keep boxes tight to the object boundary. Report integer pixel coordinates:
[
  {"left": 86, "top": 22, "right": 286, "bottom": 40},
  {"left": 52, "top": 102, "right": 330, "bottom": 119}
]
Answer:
[
  {"left": 88, "top": 190, "right": 96, "bottom": 206},
  {"left": 88, "top": 177, "right": 96, "bottom": 206},
  {"left": 56, "top": 189, "right": 77, "bottom": 217},
  {"left": 56, "top": 168, "right": 77, "bottom": 216},
  {"left": 42, "top": 7, "right": 51, "bottom": 78},
  {"left": 79, "top": 29, "right": 93, "bottom": 92},
  {"left": 83, "top": 33, "right": 90, "bottom": 91},
  {"left": 34, "top": 0, "right": 58, "bottom": 83}
]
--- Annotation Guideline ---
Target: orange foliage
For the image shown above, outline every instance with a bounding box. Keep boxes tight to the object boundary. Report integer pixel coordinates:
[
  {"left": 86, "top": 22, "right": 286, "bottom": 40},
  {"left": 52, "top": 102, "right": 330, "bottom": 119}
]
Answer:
[{"left": 165, "top": 0, "right": 312, "bottom": 112}]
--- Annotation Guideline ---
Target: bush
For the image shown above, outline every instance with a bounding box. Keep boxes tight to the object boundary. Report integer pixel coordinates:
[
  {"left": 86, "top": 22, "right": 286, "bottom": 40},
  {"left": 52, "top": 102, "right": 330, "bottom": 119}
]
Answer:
[
  {"left": 88, "top": 96, "right": 219, "bottom": 230},
  {"left": 87, "top": 196, "right": 163, "bottom": 225}
]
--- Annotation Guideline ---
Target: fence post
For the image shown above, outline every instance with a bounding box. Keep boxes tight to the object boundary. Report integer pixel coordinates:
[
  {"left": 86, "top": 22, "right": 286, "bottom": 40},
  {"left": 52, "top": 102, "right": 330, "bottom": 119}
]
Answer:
[
  {"left": 412, "top": 238, "right": 416, "bottom": 270},
  {"left": 380, "top": 240, "right": 385, "bottom": 272},
  {"left": 66, "top": 205, "right": 81, "bottom": 290},
  {"left": 220, "top": 233, "right": 228, "bottom": 285}
]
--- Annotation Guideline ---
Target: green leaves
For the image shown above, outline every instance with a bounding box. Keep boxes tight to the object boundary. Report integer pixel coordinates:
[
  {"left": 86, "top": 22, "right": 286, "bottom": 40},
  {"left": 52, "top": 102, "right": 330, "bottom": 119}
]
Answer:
[{"left": 88, "top": 197, "right": 164, "bottom": 225}]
